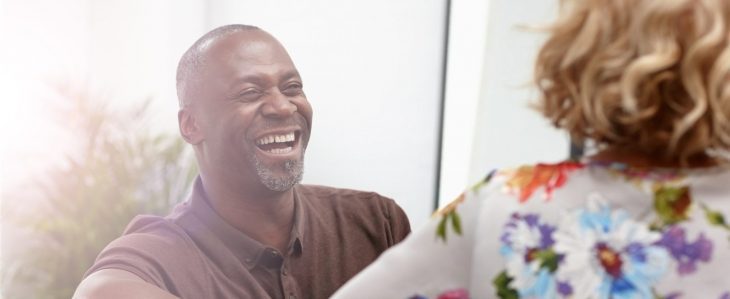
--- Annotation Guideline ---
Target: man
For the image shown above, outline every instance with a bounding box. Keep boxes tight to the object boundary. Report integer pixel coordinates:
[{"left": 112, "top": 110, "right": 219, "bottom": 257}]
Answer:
[{"left": 74, "top": 24, "right": 411, "bottom": 299}]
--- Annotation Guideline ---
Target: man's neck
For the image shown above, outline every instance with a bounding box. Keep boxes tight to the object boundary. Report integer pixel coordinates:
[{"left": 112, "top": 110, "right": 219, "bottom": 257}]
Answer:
[{"left": 200, "top": 174, "right": 295, "bottom": 253}]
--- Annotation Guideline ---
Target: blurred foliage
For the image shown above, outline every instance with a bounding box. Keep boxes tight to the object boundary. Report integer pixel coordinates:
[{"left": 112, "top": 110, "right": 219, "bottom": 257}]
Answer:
[{"left": 2, "top": 84, "right": 197, "bottom": 299}]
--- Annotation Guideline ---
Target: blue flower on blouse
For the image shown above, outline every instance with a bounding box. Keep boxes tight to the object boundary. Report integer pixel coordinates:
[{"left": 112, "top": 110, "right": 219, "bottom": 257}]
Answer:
[
  {"left": 500, "top": 213, "right": 569, "bottom": 298},
  {"left": 553, "top": 196, "right": 671, "bottom": 299}
]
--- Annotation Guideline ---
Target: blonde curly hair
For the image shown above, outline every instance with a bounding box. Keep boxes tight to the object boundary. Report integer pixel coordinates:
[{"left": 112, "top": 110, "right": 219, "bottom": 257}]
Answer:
[{"left": 536, "top": 0, "right": 730, "bottom": 162}]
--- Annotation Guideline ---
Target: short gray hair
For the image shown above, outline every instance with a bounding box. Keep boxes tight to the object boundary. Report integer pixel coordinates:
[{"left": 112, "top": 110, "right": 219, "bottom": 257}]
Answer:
[{"left": 176, "top": 24, "right": 260, "bottom": 107}]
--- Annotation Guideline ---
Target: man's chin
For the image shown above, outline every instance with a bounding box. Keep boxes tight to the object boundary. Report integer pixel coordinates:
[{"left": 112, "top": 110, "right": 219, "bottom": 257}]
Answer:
[{"left": 253, "top": 158, "right": 304, "bottom": 192}]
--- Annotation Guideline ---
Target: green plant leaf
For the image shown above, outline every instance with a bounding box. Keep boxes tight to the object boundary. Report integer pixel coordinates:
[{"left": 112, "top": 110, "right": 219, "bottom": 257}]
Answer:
[
  {"left": 436, "top": 215, "right": 448, "bottom": 241},
  {"left": 493, "top": 270, "right": 519, "bottom": 299},
  {"left": 3, "top": 89, "right": 197, "bottom": 299},
  {"left": 450, "top": 211, "right": 463, "bottom": 236}
]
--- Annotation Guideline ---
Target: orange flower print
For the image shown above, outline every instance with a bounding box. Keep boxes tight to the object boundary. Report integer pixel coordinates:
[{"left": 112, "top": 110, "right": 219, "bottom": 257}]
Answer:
[{"left": 504, "top": 161, "right": 583, "bottom": 202}]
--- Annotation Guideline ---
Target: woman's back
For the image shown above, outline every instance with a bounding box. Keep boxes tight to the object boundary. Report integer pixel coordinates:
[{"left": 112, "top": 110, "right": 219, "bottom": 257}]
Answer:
[
  {"left": 476, "top": 161, "right": 730, "bottom": 298},
  {"left": 334, "top": 160, "right": 730, "bottom": 298}
]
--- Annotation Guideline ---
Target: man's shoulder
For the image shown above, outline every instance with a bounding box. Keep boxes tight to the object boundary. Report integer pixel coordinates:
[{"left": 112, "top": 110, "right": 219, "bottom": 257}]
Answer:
[
  {"left": 296, "top": 184, "right": 394, "bottom": 207},
  {"left": 84, "top": 213, "right": 203, "bottom": 283},
  {"left": 296, "top": 184, "right": 387, "bottom": 198},
  {"left": 295, "top": 184, "right": 405, "bottom": 221},
  {"left": 114, "top": 200, "right": 195, "bottom": 243},
  {"left": 295, "top": 184, "right": 411, "bottom": 249},
  {"left": 116, "top": 214, "right": 191, "bottom": 247},
  {"left": 94, "top": 214, "right": 198, "bottom": 266}
]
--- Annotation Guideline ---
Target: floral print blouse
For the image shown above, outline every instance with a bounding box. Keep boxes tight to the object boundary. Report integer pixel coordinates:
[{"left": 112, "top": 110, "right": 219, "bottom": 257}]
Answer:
[{"left": 332, "top": 161, "right": 730, "bottom": 299}]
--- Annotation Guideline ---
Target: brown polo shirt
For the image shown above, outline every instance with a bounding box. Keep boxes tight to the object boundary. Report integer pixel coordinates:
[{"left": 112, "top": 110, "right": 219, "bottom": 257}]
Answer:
[{"left": 84, "top": 177, "right": 410, "bottom": 298}]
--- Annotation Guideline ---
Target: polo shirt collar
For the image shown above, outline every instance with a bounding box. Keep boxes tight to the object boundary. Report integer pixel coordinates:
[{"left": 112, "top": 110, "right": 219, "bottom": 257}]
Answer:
[{"left": 188, "top": 177, "right": 305, "bottom": 270}]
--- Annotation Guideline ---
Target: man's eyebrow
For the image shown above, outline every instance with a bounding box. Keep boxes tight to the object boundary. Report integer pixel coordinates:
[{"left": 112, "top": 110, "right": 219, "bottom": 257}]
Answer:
[
  {"left": 229, "top": 75, "right": 267, "bottom": 88},
  {"left": 228, "top": 70, "right": 302, "bottom": 88},
  {"left": 281, "top": 70, "right": 302, "bottom": 82}
]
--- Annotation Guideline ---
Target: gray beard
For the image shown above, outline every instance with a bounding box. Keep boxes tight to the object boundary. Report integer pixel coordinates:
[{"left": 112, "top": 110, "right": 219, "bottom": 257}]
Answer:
[{"left": 251, "top": 154, "right": 304, "bottom": 192}]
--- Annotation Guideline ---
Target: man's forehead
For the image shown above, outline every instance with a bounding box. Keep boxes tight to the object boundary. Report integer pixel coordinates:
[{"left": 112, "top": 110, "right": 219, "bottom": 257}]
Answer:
[
  {"left": 203, "top": 30, "right": 291, "bottom": 65},
  {"left": 188, "top": 30, "right": 301, "bottom": 97},
  {"left": 177, "top": 26, "right": 297, "bottom": 106}
]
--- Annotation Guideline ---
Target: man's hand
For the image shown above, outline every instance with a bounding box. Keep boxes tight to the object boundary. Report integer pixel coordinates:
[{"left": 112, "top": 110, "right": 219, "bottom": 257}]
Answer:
[{"left": 74, "top": 269, "right": 179, "bottom": 299}]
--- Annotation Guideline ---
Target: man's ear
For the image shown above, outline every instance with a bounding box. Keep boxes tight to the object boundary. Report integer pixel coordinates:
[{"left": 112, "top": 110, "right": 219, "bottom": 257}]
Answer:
[{"left": 178, "top": 108, "right": 204, "bottom": 145}]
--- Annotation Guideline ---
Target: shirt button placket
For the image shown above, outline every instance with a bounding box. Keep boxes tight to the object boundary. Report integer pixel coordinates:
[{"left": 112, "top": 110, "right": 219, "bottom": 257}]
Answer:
[{"left": 281, "top": 262, "right": 296, "bottom": 299}]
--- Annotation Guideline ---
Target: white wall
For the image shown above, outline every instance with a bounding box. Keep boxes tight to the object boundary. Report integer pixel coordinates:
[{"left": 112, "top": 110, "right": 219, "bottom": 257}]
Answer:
[
  {"left": 205, "top": 1, "right": 447, "bottom": 228},
  {"left": 439, "top": 0, "right": 568, "bottom": 207}
]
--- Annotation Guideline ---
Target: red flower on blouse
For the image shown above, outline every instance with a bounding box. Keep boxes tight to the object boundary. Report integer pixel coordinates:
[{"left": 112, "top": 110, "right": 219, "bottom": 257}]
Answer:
[{"left": 504, "top": 161, "right": 584, "bottom": 202}]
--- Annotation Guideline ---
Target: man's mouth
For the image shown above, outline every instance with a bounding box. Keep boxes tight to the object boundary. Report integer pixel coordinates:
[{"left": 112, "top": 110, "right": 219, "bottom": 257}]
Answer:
[{"left": 255, "top": 132, "right": 298, "bottom": 155}]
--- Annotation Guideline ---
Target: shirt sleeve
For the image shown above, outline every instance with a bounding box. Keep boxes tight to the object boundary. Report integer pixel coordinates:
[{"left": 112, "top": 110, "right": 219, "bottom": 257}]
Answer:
[
  {"left": 384, "top": 198, "right": 412, "bottom": 247},
  {"left": 82, "top": 217, "right": 208, "bottom": 297},
  {"left": 332, "top": 191, "right": 483, "bottom": 299},
  {"left": 84, "top": 233, "right": 172, "bottom": 288}
]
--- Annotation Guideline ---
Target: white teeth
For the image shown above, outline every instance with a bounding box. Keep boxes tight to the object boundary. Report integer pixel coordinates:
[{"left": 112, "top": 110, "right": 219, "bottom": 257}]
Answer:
[
  {"left": 256, "top": 132, "right": 296, "bottom": 145},
  {"left": 266, "top": 147, "right": 293, "bottom": 154}
]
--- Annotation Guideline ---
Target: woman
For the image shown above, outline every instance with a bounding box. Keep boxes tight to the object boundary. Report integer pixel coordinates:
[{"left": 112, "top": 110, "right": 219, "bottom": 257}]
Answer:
[{"left": 333, "top": 0, "right": 730, "bottom": 298}]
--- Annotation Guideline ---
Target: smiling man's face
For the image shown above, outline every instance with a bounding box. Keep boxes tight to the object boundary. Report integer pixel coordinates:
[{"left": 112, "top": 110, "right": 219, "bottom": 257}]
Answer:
[{"left": 191, "top": 29, "right": 313, "bottom": 193}]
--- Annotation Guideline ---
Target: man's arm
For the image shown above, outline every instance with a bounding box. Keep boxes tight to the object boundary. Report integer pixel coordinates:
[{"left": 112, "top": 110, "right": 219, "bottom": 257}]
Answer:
[{"left": 74, "top": 269, "right": 179, "bottom": 299}]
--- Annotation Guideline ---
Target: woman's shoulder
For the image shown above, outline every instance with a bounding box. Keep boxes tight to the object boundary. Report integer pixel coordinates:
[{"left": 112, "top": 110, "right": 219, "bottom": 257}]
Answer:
[
  {"left": 460, "top": 160, "right": 730, "bottom": 298},
  {"left": 448, "top": 159, "right": 730, "bottom": 207},
  {"left": 437, "top": 160, "right": 588, "bottom": 214}
]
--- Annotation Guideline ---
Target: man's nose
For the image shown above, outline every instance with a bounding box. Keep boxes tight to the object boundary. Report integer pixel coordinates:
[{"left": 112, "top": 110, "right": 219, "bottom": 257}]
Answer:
[{"left": 261, "top": 91, "right": 297, "bottom": 118}]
